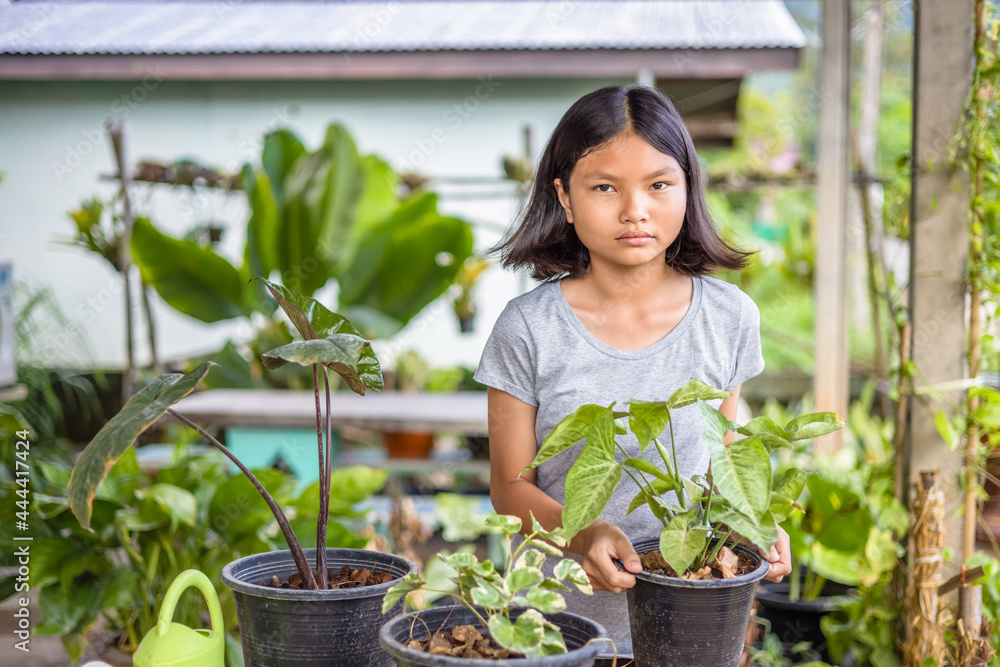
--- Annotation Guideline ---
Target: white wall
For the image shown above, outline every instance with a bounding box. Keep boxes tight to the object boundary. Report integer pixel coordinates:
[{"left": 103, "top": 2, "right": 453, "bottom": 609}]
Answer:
[{"left": 0, "top": 76, "right": 627, "bottom": 372}]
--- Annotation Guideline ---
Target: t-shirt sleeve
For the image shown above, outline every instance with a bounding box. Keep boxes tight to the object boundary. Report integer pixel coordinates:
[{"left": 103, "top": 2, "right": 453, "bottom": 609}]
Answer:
[
  {"left": 727, "top": 292, "right": 766, "bottom": 391},
  {"left": 473, "top": 301, "right": 539, "bottom": 406}
]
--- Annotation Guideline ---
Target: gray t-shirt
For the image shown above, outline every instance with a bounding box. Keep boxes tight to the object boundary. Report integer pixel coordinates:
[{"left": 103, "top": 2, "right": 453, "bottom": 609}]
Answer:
[{"left": 473, "top": 275, "right": 765, "bottom": 658}]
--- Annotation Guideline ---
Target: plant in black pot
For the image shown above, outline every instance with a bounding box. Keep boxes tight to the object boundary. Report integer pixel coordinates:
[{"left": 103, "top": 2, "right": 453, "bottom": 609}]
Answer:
[
  {"left": 759, "top": 391, "right": 908, "bottom": 664},
  {"left": 67, "top": 278, "right": 419, "bottom": 667},
  {"left": 523, "top": 379, "right": 844, "bottom": 667},
  {"left": 379, "top": 512, "right": 610, "bottom": 665}
]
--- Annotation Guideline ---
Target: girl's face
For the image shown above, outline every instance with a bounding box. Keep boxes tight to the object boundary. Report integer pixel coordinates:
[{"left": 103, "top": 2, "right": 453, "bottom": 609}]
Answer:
[{"left": 554, "top": 132, "right": 687, "bottom": 274}]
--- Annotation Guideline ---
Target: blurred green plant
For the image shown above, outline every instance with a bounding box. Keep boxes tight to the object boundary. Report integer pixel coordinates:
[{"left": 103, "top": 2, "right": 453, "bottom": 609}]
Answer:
[{"left": 0, "top": 446, "right": 383, "bottom": 664}]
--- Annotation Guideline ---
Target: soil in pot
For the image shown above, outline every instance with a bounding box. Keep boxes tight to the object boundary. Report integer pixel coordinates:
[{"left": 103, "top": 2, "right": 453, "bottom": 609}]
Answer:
[
  {"left": 402, "top": 623, "right": 521, "bottom": 660},
  {"left": 261, "top": 565, "right": 396, "bottom": 589},
  {"left": 638, "top": 544, "right": 756, "bottom": 580},
  {"left": 379, "top": 605, "right": 607, "bottom": 667},
  {"left": 622, "top": 537, "right": 770, "bottom": 667}
]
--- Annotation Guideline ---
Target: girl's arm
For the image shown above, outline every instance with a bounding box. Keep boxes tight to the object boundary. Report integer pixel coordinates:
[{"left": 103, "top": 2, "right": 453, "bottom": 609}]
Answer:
[
  {"left": 718, "top": 384, "right": 791, "bottom": 583},
  {"left": 487, "top": 387, "right": 642, "bottom": 593}
]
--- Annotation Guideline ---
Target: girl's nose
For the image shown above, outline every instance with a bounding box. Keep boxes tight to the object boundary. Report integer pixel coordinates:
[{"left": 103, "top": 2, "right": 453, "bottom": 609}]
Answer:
[{"left": 620, "top": 190, "right": 649, "bottom": 223}]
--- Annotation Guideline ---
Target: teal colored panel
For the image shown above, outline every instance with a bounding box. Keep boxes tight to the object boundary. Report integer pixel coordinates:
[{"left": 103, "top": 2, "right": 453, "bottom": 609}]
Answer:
[{"left": 225, "top": 428, "right": 339, "bottom": 486}]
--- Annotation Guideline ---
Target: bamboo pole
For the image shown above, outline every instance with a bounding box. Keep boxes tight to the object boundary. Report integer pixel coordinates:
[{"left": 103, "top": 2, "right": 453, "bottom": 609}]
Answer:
[
  {"left": 107, "top": 120, "right": 136, "bottom": 402},
  {"left": 903, "top": 471, "right": 945, "bottom": 667}
]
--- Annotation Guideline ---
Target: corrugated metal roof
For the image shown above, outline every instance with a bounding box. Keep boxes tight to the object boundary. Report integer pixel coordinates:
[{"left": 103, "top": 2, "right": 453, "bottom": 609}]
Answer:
[{"left": 0, "top": 0, "right": 806, "bottom": 56}]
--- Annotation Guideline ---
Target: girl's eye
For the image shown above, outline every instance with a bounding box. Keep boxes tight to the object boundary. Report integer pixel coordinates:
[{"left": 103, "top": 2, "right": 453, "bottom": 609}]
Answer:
[
  {"left": 650, "top": 182, "right": 670, "bottom": 190},
  {"left": 595, "top": 184, "right": 615, "bottom": 192}
]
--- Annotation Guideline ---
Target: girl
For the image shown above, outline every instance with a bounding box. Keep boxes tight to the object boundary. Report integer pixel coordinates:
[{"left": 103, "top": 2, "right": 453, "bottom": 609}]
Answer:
[{"left": 473, "top": 85, "right": 791, "bottom": 659}]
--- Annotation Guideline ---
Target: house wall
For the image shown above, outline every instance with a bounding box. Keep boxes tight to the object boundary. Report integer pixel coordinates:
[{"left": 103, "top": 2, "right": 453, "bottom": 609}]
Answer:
[{"left": 0, "top": 76, "right": 630, "bottom": 372}]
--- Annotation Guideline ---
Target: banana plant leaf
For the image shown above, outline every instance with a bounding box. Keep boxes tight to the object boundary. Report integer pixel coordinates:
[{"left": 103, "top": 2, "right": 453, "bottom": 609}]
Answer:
[
  {"left": 131, "top": 218, "right": 254, "bottom": 323},
  {"left": 68, "top": 363, "right": 216, "bottom": 530},
  {"left": 337, "top": 191, "right": 473, "bottom": 328}
]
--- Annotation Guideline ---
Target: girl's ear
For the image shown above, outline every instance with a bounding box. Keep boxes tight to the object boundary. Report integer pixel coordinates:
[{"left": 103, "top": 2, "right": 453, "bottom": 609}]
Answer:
[{"left": 553, "top": 178, "right": 573, "bottom": 224}]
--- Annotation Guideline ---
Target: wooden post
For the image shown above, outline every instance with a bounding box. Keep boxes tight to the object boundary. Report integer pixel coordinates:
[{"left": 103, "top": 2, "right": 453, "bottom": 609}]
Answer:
[
  {"left": 906, "top": 0, "right": 975, "bottom": 552},
  {"left": 107, "top": 120, "right": 136, "bottom": 402},
  {"left": 814, "top": 0, "right": 851, "bottom": 452}
]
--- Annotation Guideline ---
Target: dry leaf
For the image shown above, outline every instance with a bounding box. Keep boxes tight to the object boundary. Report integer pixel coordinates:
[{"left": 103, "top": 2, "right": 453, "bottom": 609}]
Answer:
[{"left": 716, "top": 546, "right": 739, "bottom": 579}]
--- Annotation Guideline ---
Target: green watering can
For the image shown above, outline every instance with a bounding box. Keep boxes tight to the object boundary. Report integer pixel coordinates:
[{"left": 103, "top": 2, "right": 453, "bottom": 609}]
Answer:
[{"left": 133, "top": 569, "right": 225, "bottom": 667}]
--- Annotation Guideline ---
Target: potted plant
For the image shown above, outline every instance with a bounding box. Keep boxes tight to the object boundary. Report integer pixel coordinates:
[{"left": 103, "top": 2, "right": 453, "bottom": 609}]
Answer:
[
  {"left": 523, "top": 379, "right": 844, "bottom": 667},
  {"left": 758, "top": 389, "right": 907, "bottom": 663},
  {"left": 67, "top": 278, "right": 419, "bottom": 666},
  {"left": 378, "top": 512, "right": 610, "bottom": 665}
]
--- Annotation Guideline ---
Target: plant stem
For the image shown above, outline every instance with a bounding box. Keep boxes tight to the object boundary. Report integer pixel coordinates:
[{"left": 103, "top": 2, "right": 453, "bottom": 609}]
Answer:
[
  {"left": 312, "top": 364, "right": 328, "bottom": 588},
  {"left": 615, "top": 443, "right": 668, "bottom": 528},
  {"left": 667, "top": 416, "right": 686, "bottom": 509},
  {"left": 789, "top": 556, "right": 801, "bottom": 602},
  {"left": 703, "top": 527, "right": 734, "bottom": 567},
  {"left": 167, "top": 408, "right": 319, "bottom": 589},
  {"left": 652, "top": 438, "right": 674, "bottom": 479}
]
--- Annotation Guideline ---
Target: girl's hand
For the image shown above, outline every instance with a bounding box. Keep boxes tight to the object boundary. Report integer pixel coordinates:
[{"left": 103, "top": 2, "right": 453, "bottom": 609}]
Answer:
[
  {"left": 761, "top": 524, "right": 792, "bottom": 583},
  {"left": 576, "top": 520, "right": 642, "bottom": 593}
]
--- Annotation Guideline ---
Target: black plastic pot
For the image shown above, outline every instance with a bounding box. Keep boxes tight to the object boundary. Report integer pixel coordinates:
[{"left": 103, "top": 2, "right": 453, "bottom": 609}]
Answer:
[
  {"left": 379, "top": 605, "right": 607, "bottom": 667},
  {"left": 222, "top": 548, "right": 419, "bottom": 666},
  {"left": 754, "top": 576, "right": 853, "bottom": 662},
  {"left": 622, "top": 537, "right": 770, "bottom": 667}
]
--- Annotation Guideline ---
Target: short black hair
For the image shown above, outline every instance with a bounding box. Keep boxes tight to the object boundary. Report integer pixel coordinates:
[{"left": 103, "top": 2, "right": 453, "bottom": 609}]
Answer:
[{"left": 493, "top": 85, "right": 753, "bottom": 280}]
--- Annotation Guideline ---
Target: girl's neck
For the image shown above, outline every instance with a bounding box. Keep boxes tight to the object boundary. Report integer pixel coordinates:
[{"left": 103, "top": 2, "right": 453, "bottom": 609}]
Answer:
[{"left": 571, "top": 261, "right": 684, "bottom": 311}]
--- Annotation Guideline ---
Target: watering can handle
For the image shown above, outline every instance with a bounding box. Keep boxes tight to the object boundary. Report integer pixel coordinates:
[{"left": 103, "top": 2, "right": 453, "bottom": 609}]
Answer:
[{"left": 156, "top": 570, "right": 225, "bottom": 639}]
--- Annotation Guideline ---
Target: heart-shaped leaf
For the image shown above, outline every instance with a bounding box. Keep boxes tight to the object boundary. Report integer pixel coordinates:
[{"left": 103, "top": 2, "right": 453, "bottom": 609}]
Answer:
[
  {"left": 553, "top": 559, "right": 592, "bottom": 594},
  {"left": 526, "top": 588, "right": 567, "bottom": 614},
  {"left": 489, "top": 609, "right": 545, "bottom": 654},
  {"left": 69, "top": 363, "right": 215, "bottom": 530},
  {"left": 784, "top": 412, "right": 846, "bottom": 441},
  {"left": 262, "top": 335, "right": 373, "bottom": 395},
  {"left": 561, "top": 449, "right": 622, "bottom": 538},
  {"left": 523, "top": 403, "right": 614, "bottom": 474},
  {"left": 256, "top": 278, "right": 382, "bottom": 393},
  {"left": 667, "top": 379, "right": 732, "bottom": 409},
  {"left": 628, "top": 400, "right": 670, "bottom": 450},
  {"left": 658, "top": 509, "right": 707, "bottom": 575},
  {"left": 507, "top": 566, "right": 544, "bottom": 593},
  {"left": 698, "top": 402, "right": 771, "bottom": 520}
]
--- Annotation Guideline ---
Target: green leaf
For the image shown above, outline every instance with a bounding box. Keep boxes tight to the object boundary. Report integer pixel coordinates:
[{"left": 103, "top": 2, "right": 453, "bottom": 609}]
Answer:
[
  {"left": 934, "top": 410, "right": 956, "bottom": 446},
  {"left": 485, "top": 514, "right": 521, "bottom": 535},
  {"left": 713, "top": 504, "right": 779, "bottom": 552},
  {"left": 135, "top": 484, "right": 197, "bottom": 530},
  {"left": 699, "top": 402, "right": 771, "bottom": 519},
  {"left": 523, "top": 404, "right": 613, "bottom": 473},
  {"left": 736, "top": 415, "right": 787, "bottom": 439},
  {"left": 528, "top": 626, "right": 568, "bottom": 657},
  {"left": 131, "top": 218, "right": 253, "bottom": 323},
  {"left": 507, "top": 566, "right": 544, "bottom": 593},
  {"left": 628, "top": 399, "right": 671, "bottom": 450},
  {"left": 262, "top": 335, "right": 374, "bottom": 396},
  {"left": 667, "top": 379, "right": 731, "bottom": 409},
  {"left": 770, "top": 469, "right": 809, "bottom": 522},
  {"left": 804, "top": 476, "right": 872, "bottom": 553},
  {"left": 68, "top": 363, "right": 215, "bottom": 530},
  {"left": 489, "top": 609, "right": 545, "bottom": 654},
  {"left": 561, "top": 450, "right": 622, "bottom": 538},
  {"left": 36, "top": 578, "right": 99, "bottom": 635},
  {"left": 529, "top": 514, "right": 568, "bottom": 548},
  {"left": 470, "top": 578, "right": 510, "bottom": 609},
  {"left": 622, "top": 457, "right": 674, "bottom": 484},
  {"left": 444, "top": 551, "right": 477, "bottom": 569},
  {"left": 382, "top": 572, "right": 425, "bottom": 614},
  {"left": 256, "top": 278, "right": 382, "bottom": 392},
  {"left": 626, "top": 478, "right": 677, "bottom": 518},
  {"left": 515, "top": 549, "right": 546, "bottom": 571},
  {"left": 337, "top": 192, "right": 474, "bottom": 326},
  {"left": 783, "top": 412, "right": 846, "bottom": 441},
  {"left": 553, "top": 559, "right": 593, "bottom": 594},
  {"left": 526, "top": 587, "right": 567, "bottom": 614},
  {"left": 658, "top": 510, "right": 707, "bottom": 575}
]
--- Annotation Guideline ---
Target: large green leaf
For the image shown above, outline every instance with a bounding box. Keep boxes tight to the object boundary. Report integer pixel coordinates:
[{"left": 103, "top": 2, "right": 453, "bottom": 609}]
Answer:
[
  {"left": 314, "top": 124, "right": 366, "bottom": 272},
  {"left": 667, "top": 379, "right": 731, "bottom": 409},
  {"left": 712, "top": 503, "right": 779, "bottom": 552},
  {"left": 131, "top": 218, "right": 252, "bottom": 323},
  {"left": 68, "top": 363, "right": 215, "bottom": 530},
  {"left": 36, "top": 578, "right": 99, "bottom": 636},
  {"left": 784, "top": 412, "right": 846, "bottom": 441},
  {"left": 256, "top": 278, "right": 382, "bottom": 392},
  {"left": 352, "top": 154, "right": 399, "bottom": 233},
  {"left": 337, "top": 192, "right": 473, "bottom": 326},
  {"left": 628, "top": 399, "right": 671, "bottom": 450},
  {"left": 769, "top": 469, "right": 809, "bottom": 523},
  {"left": 523, "top": 404, "right": 613, "bottom": 474},
  {"left": 698, "top": 402, "right": 771, "bottom": 520},
  {"left": 561, "top": 444, "right": 622, "bottom": 538},
  {"left": 659, "top": 510, "right": 708, "bottom": 575},
  {"left": 489, "top": 609, "right": 545, "bottom": 654},
  {"left": 262, "top": 335, "right": 374, "bottom": 395},
  {"left": 134, "top": 484, "right": 197, "bottom": 530},
  {"left": 803, "top": 476, "right": 872, "bottom": 553}
]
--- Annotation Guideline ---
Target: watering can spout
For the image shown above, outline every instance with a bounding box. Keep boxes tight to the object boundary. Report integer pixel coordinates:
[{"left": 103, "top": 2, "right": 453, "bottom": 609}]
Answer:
[{"left": 133, "top": 569, "right": 226, "bottom": 667}]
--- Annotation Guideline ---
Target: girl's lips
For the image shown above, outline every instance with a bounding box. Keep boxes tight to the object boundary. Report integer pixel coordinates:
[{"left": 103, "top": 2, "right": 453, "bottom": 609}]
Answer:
[{"left": 617, "top": 235, "right": 654, "bottom": 246}]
